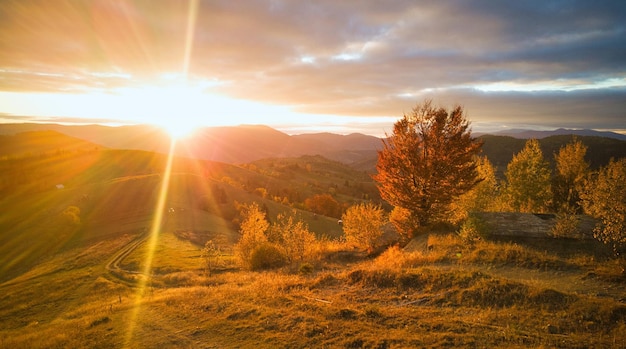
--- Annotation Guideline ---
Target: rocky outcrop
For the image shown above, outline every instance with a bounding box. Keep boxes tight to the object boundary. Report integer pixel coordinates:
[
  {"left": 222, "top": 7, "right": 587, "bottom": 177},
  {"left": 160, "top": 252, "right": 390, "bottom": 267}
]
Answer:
[{"left": 474, "top": 212, "right": 597, "bottom": 239}]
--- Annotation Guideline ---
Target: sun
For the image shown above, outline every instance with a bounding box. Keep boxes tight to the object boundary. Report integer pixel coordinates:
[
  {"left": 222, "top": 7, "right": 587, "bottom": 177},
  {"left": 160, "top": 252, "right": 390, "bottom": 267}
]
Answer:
[
  {"left": 115, "top": 77, "right": 210, "bottom": 139},
  {"left": 148, "top": 79, "right": 206, "bottom": 139},
  {"left": 157, "top": 115, "right": 201, "bottom": 140}
]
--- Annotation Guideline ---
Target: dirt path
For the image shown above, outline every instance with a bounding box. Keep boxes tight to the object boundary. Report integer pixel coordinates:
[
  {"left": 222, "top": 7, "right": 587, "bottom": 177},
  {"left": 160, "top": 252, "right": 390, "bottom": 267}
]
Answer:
[{"left": 105, "top": 229, "right": 148, "bottom": 275}]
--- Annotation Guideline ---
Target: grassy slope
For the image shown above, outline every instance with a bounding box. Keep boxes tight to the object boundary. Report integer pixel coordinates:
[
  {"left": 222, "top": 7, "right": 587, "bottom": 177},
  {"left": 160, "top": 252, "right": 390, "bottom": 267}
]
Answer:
[
  {"left": 1, "top": 148, "right": 625, "bottom": 348},
  {"left": 1, "top": 232, "right": 625, "bottom": 348},
  {"left": 0, "top": 130, "right": 103, "bottom": 159},
  {"left": 0, "top": 149, "right": 368, "bottom": 283}
]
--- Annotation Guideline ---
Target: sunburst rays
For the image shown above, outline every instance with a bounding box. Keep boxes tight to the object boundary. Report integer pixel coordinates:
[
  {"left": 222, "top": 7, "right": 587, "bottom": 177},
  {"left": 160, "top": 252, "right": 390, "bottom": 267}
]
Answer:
[
  {"left": 123, "top": 139, "right": 176, "bottom": 346},
  {"left": 182, "top": 0, "right": 199, "bottom": 78},
  {"left": 123, "top": 2, "right": 200, "bottom": 343}
]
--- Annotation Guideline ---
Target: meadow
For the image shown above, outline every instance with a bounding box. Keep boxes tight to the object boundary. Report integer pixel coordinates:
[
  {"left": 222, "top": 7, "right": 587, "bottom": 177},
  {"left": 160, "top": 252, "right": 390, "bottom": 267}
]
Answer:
[
  {"left": 1, "top": 224, "right": 625, "bottom": 348},
  {"left": 0, "top": 144, "right": 625, "bottom": 348}
]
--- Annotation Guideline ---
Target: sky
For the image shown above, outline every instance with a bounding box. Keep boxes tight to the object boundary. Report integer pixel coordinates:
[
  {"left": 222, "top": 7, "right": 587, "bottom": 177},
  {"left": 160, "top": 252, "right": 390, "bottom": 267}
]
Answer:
[{"left": 0, "top": 0, "right": 625, "bottom": 137}]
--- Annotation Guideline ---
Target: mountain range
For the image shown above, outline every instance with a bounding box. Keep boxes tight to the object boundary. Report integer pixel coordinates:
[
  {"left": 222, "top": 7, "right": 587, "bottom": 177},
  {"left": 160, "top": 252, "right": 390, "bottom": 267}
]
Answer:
[
  {"left": 1, "top": 123, "right": 625, "bottom": 172},
  {"left": 482, "top": 128, "right": 626, "bottom": 141},
  {"left": 0, "top": 123, "right": 383, "bottom": 164}
]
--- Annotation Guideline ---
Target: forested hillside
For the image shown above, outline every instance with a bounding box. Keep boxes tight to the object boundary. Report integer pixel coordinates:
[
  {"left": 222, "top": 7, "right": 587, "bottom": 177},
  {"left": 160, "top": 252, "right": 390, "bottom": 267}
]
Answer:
[
  {"left": 480, "top": 134, "right": 626, "bottom": 174},
  {"left": 1, "top": 124, "right": 624, "bottom": 172},
  {"left": 0, "top": 146, "right": 376, "bottom": 282}
]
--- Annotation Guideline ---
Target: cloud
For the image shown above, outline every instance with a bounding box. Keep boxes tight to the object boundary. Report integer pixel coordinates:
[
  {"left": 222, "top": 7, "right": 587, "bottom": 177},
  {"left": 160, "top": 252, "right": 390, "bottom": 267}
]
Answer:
[
  {"left": 436, "top": 87, "right": 626, "bottom": 131},
  {"left": 0, "top": 0, "right": 624, "bottom": 131},
  {"left": 0, "top": 112, "right": 129, "bottom": 125}
]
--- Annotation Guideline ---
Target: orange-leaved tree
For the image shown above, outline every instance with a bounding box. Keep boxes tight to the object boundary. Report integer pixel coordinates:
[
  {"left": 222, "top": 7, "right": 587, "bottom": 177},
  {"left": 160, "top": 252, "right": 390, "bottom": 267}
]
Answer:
[
  {"left": 304, "top": 193, "right": 342, "bottom": 218},
  {"left": 373, "top": 101, "right": 483, "bottom": 238}
]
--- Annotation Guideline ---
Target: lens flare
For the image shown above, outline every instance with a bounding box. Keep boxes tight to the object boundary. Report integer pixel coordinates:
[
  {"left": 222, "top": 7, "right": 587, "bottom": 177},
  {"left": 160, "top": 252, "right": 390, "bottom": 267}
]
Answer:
[{"left": 123, "top": 139, "right": 176, "bottom": 346}]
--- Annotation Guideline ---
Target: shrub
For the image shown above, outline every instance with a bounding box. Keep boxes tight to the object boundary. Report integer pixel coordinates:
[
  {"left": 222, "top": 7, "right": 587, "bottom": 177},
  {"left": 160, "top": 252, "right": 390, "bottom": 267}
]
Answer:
[
  {"left": 342, "top": 202, "right": 385, "bottom": 253},
  {"left": 269, "top": 212, "right": 316, "bottom": 263},
  {"left": 457, "top": 215, "right": 489, "bottom": 243},
  {"left": 162, "top": 271, "right": 197, "bottom": 286},
  {"left": 202, "top": 240, "right": 221, "bottom": 276},
  {"left": 234, "top": 202, "right": 270, "bottom": 268},
  {"left": 372, "top": 245, "right": 405, "bottom": 269},
  {"left": 550, "top": 213, "right": 581, "bottom": 238},
  {"left": 250, "top": 243, "right": 288, "bottom": 270}
]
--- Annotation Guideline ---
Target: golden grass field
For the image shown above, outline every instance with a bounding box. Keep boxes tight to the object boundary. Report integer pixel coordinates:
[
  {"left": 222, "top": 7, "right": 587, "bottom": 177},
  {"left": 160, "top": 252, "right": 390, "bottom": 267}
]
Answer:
[
  {"left": 1, "top": 223, "right": 625, "bottom": 348},
  {"left": 1, "top": 148, "right": 625, "bottom": 348}
]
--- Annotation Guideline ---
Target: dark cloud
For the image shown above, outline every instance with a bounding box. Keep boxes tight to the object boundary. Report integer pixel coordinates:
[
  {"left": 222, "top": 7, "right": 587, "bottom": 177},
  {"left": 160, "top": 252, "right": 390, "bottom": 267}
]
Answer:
[
  {"left": 0, "top": 0, "right": 624, "bottom": 131},
  {"left": 436, "top": 87, "right": 626, "bottom": 131}
]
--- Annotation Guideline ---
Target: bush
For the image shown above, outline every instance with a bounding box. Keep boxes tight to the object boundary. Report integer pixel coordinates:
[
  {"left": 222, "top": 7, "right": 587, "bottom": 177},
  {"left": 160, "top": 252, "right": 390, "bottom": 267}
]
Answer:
[
  {"left": 269, "top": 213, "right": 316, "bottom": 263},
  {"left": 550, "top": 213, "right": 581, "bottom": 238},
  {"left": 342, "top": 202, "right": 385, "bottom": 253},
  {"left": 250, "top": 243, "right": 287, "bottom": 271},
  {"left": 458, "top": 215, "right": 489, "bottom": 243},
  {"left": 372, "top": 245, "right": 405, "bottom": 269},
  {"left": 234, "top": 202, "right": 270, "bottom": 268},
  {"left": 162, "top": 271, "right": 197, "bottom": 286}
]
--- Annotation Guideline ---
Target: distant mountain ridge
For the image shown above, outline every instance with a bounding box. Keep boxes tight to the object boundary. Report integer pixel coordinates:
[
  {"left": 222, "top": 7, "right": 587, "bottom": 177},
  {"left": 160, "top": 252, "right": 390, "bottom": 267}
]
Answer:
[
  {"left": 0, "top": 123, "right": 624, "bottom": 171},
  {"left": 0, "top": 130, "right": 104, "bottom": 158},
  {"left": 478, "top": 134, "right": 626, "bottom": 174},
  {"left": 483, "top": 128, "right": 626, "bottom": 141},
  {"left": 0, "top": 123, "right": 171, "bottom": 153},
  {"left": 0, "top": 123, "right": 384, "bottom": 164}
]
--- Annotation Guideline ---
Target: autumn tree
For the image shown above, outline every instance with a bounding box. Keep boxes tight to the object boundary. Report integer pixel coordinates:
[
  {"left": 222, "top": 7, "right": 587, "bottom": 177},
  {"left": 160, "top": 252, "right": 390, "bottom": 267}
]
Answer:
[
  {"left": 580, "top": 158, "right": 626, "bottom": 255},
  {"left": 234, "top": 202, "right": 270, "bottom": 268},
  {"left": 342, "top": 202, "right": 386, "bottom": 253},
  {"left": 553, "top": 138, "right": 589, "bottom": 213},
  {"left": 503, "top": 139, "right": 552, "bottom": 213},
  {"left": 304, "top": 193, "right": 342, "bottom": 218},
  {"left": 450, "top": 156, "right": 499, "bottom": 223},
  {"left": 373, "top": 101, "right": 483, "bottom": 238}
]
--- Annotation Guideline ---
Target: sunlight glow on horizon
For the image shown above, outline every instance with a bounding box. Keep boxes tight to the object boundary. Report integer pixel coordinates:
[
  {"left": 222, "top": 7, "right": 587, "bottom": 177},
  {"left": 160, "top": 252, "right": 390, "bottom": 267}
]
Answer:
[{"left": 0, "top": 82, "right": 400, "bottom": 137}]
